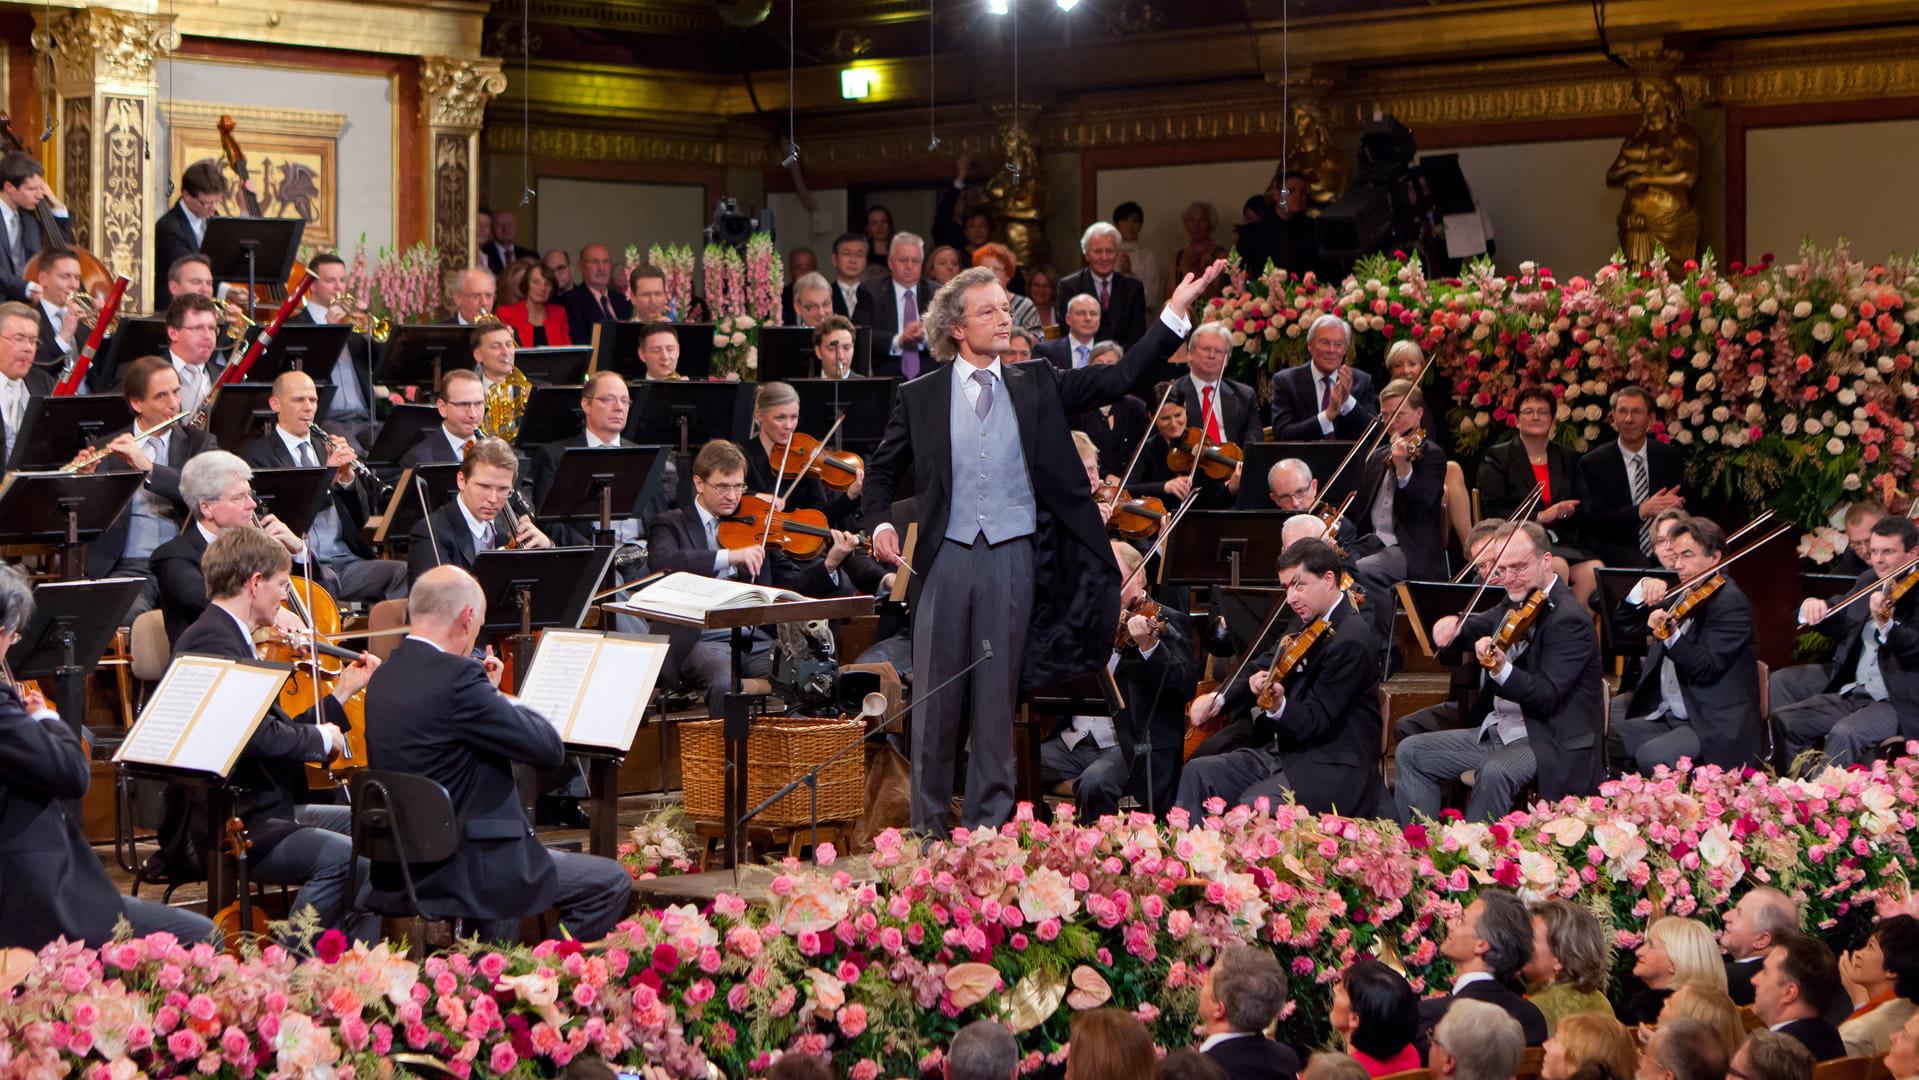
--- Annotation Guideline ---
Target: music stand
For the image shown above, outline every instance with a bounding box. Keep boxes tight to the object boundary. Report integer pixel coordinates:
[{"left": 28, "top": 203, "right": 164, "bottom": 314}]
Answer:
[
  {"left": 593, "top": 321, "right": 646, "bottom": 379},
  {"left": 0, "top": 470, "right": 144, "bottom": 580},
  {"left": 205, "top": 383, "right": 336, "bottom": 451},
  {"left": 790, "top": 377, "right": 898, "bottom": 452},
  {"left": 1236, "top": 441, "right": 1362, "bottom": 510},
  {"left": 1800, "top": 572, "right": 1857, "bottom": 603},
  {"left": 1161, "top": 509, "right": 1296, "bottom": 588},
  {"left": 515, "top": 385, "right": 588, "bottom": 448},
  {"left": 1595, "top": 567, "right": 1676, "bottom": 664},
  {"left": 374, "top": 463, "right": 461, "bottom": 546},
  {"left": 7, "top": 394, "right": 130, "bottom": 470},
  {"left": 1394, "top": 580, "right": 1504, "bottom": 661},
  {"left": 365, "top": 403, "right": 440, "bottom": 465},
  {"left": 247, "top": 466, "right": 332, "bottom": 537},
  {"left": 515, "top": 346, "right": 593, "bottom": 385},
  {"left": 240, "top": 323, "right": 352, "bottom": 380},
  {"left": 470, "top": 546, "right": 616, "bottom": 636},
  {"left": 626, "top": 381, "right": 754, "bottom": 452},
  {"left": 754, "top": 327, "right": 819, "bottom": 383},
  {"left": 93, "top": 316, "right": 169, "bottom": 390},
  {"left": 201, "top": 216, "right": 306, "bottom": 313},
  {"left": 8, "top": 576, "right": 146, "bottom": 740},
  {"left": 534, "top": 446, "right": 663, "bottom": 546},
  {"left": 374, "top": 325, "right": 474, "bottom": 391},
  {"left": 671, "top": 323, "right": 717, "bottom": 380}
]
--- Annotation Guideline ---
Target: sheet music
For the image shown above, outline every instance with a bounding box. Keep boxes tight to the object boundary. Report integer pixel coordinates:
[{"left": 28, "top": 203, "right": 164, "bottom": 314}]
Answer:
[
  {"left": 117, "top": 660, "right": 222, "bottom": 765},
  {"left": 566, "top": 637, "right": 668, "bottom": 750},
  {"left": 115, "top": 657, "right": 287, "bottom": 775},
  {"left": 608, "top": 571, "right": 799, "bottom": 622},
  {"left": 515, "top": 630, "right": 599, "bottom": 734}
]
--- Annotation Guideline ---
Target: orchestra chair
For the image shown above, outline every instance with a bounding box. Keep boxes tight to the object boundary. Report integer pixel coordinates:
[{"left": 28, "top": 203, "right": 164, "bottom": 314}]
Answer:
[
  {"left": 1810, "top": 1056, "right": 1884, "bottom": 1080},
  {"left": 129, "top": 609, "right": 171, "bottom": 707},
  {"left": 345, "top": 769, "right": 465, "bottom": 957},
  {"left": 365, "top": 598, "right": 408, "bottom": 664}
]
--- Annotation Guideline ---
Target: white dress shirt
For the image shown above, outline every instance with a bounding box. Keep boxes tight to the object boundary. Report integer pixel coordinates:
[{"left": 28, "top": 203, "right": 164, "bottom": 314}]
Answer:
[{"left": 455, "top": 496, "right": 495, "bottom": 551}]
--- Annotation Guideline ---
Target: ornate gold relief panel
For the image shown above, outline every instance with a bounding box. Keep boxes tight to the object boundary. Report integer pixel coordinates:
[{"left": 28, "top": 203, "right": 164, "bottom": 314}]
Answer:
[
  {"left": 101, "top": 96, "right": 146, "bottom": 298},
  {"left": 162, "top": 103, "right": 344, "bottom": 252},
  {"left": 62, "top": 100, "right": 92, "bottom": 250},
  {"left": 434, "top": 134, "right": 470, "bottom": 273}
]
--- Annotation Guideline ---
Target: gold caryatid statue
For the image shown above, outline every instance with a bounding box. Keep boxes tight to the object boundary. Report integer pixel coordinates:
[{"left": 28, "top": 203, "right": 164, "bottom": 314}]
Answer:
[
  {"left": 1290, "top": 97, "right": 1346, "bottom": 211},
  {"left": 1606, "top": 73, "right": 1701, "bottom": 266},
  {"left": 985, "top": 105, "right": 1047, "bottom": 271}
]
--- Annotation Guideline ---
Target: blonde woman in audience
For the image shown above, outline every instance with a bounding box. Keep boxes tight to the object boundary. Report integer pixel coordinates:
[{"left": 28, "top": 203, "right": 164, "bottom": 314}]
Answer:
[
  {"left": 1303, "top": 1052, "right": 1373, "bottom": 1080},
  {"left": 1541, "top": 1013, "right": 1641, "bottom": 1080},
  {"left": 1655, "top": 982, "right": 1746, "bottom": 1061},
  {"left": 1622, "top": 917, "right": 1728, "bottom": 1024},
  {"left": 1526, "top": 900, "right": 1616, "bottom": 1034}
]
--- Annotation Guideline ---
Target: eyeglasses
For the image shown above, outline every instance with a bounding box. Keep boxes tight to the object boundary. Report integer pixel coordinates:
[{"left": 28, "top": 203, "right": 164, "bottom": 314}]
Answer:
[
  {"left": 443, "top": 398, "right": 485, "bottom": 410},
  {"left": 1517, "top": 408, "right": 1554, "bottom": 419},
  {"left": 702, "top": 481, "right": 748, "bottom": 494},
  {"left": 589, "top": 395, "right": 630, "bottom": 407},
  {"left": 2, "top": 332, "right": 39, "bottom": 347}
]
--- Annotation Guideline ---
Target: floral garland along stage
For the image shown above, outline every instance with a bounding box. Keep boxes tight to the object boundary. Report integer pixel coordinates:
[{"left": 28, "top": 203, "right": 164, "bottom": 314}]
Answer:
[
  {"left": 8, "top": 759, "right": 1919, "bottom": 1079},
  {"left": 1206, "top": 244, "right": 1919, "bottom": 539}
]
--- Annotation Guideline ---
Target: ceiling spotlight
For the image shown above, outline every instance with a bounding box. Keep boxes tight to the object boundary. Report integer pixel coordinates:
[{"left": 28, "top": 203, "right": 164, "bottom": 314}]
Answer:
[
  {"left": 986, "top": 0, "right": 1009, "bottom": 13},
  {"left": 1055, "top": 0, "right": 1079, "bottom": 9}
]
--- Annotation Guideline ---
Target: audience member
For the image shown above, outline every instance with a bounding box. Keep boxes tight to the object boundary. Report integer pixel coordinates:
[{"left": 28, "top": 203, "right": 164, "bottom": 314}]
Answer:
[
  {"left": 1838, "top": 914, "right": 1919, "bottom": 1055},
  {"left": 1420, "top": 890, "right": 1549, "bottom": 1048},
  {"left": 1886, "top": 1012, "right": 1919, "bottom": 1080},
  {"left": 1526, "top": 899, "right": 1616, "bottom": 1033},
  {"left": 1735, "top": 1031, "right": 1815, "bottom": 1080},
  {"left": 1431, "top": 999, "right": 1526, "bottom": 1080},
  {"left": 1638, "top": 1016, "right": 1728, "bottom": 1080},
  {"left": 1168, "top": 201, "right": 1229, "bottom": 303},
  {"left": 541, "top": 248, "right": 573, "bottom": 291},
  {"left": 1114, "top": 201, "right": 1162, "bottom": 307},
  {"left": 1158, "top": 1049, "right": 1229, "bottom": 1080},
  {"left": 1577, "top": 385, "right": 1687, "bottom": 568},
  {"left": 854, "top": 230, "right": 934, "bottom": 378},
  {"left": 1723, "top": 888, "right": 1799, "bottom": 1005},
  {"left": 1058, "top": 221, "right": 1147, "bottom": 347},
  {"left": 1067, "top": 1008, "right": 1156, "bottom": 1080},
  {"left": 629, "top": 265, "right": 671, "bottom": 323},
  {"left": 1003, "top": 326, "right": 1036, "bottom": 365},
  {"left": 790, "top": 271, "right": 834, "bottom": 327},
  {"left": 764, "top": 1052, "right": 832, "bottom": 1080},
  {"left": 1038, "top": 293, "right": 1103, "bottom": 370},
  {"left": 1198, "top": 945, "right": 1302, "bottom": 1080},
  {"left": 863, "top": 205, "right": 894, "bottom": 271},
  {"left": 1303, "top": 1053, "right": 1372, "bottom": 1080},
  {"left": 1753, "top": 934, "right": 1847, "bottom": 1061},
  {"left": 973, "top": 242, "right": 1040, "bottom": 334},
  {"left": 1333, "top": 959, "right": 1421, "bottom": 1076},
  {"left": 828, "top": 232, "right": 869, "bottom": 320},
  {"left": 947, "top": 1019, "right": 1019, "bottom": 1080},
  {"left": 928, "top": 244, "right": 963, "bottom": 285},
  {"left": 1542, "top": 1012, "right": 1638, "bottom": 1080},
  {"left": 1622, "top": 917, "right": 1729, "bottom": 1024},
  {"left": 1657, "top": 983, "right": 1746, "bottom": 1062},
  {"left": 1027, "top": 263, "right": 1061, "bottom": 333}
]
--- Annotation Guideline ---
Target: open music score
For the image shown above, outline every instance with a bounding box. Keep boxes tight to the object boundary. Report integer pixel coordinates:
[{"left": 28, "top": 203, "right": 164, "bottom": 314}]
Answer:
[
  {"left": 604, "top": 571, "right": 804, "bottom": 625},
  {"left": 113, "top": 656, "right": 289, "bottom": 775},
  {"left": 513, "top": 629, "right": 669, "bottom": 751}
]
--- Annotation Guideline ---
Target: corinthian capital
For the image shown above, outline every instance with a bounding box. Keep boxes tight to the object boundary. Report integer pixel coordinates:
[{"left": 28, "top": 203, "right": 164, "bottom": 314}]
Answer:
[
  {"left": 31, "top": 7, "right": 178, "bottom": 90},
  {"left": 421, "top": 57, "right": 507, "bottom": 131}
]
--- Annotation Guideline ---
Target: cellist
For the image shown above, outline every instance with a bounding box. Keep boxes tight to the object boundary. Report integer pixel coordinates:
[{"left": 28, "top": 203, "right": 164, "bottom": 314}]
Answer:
[{"left": 1176, "top": 537, "right": 1385, "bottom": 819}]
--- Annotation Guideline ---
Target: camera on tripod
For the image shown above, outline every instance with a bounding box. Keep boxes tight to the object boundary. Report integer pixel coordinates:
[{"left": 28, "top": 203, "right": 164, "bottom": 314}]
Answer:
[{"left": 705, "top": 196, "right": 776, "bottom": 249}]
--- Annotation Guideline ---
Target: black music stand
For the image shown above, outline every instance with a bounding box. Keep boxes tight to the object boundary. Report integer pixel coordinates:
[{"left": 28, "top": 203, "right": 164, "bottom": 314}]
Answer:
[
  {"left": 790, "top": 377, "right": 898, "bottom": 451},
  {"left": 0, "top": 470, "right": 144, "bottom": 579},
  {"left": 93, "top": 316, "right": 169, "bottom": 390},
  {"left": 627, "top": 380, "right": 754, "bottom": 505},
  {"left": 1161, "top": 509, "right": 1295, "bottom": 589},
  {"left": 471, "top": 546, "right": 616, "bottom": 639},
  {"left": 593, "top": 321, "right": 646, "bottom": 379},
  {"left": 1394, "top": 580, "right": 1504, "bottom": 661},
  {"left": 9, "top": 576, "right": 146, "bottom": 740},
  {"left": 1801, "top": 572, "right": 1857, "bottom": 603},
  {"left": 1016, "top": 669, "right": 1122, "bottom": 805},
  {"left": 754, "top": 327, "right": 818, "bottom": 383},
  {"left": 375, "top": 325, "right": 474, "bottom": 391},
  {"left": 202, "top": 217, "right": 305, "bottom": 314},
  {"left": 205, "top": 384, "right": 336, "bottom": 451},
  {"left": 534, "top": 446, "right": 663, "bottom": 546},
  {"left": 375, "top": 464, "right": 461, "bottom": 547},
  {"left": 239, "top": 323, "right": 353, "bottom": 380},
  {"left": 671, "top": 323, "right": 717, "bottom": 380},
  {"left": 365, "top": 403, "right": 440, "bottom": 465},
  {"left": 1595, "top": 567, "right": 1676, "bottom": 665},
  {"left": 515, "top": 385, "right": 587, "bottom": 448},
  {"left": 515, "top": 346, "right": 594, "bottom": 385},
  {"left": 8, "top": 394, "right": 130, "bottom": 470},
  {"left": 1236, "top": 440, "right": 1362, "bottom": 510},
  {"left": 247, "top": 466, "right": 332, "bottom": 536}
]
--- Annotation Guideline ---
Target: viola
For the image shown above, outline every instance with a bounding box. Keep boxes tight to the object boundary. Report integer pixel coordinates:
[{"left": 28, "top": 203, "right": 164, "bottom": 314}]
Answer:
[
  {"left": 1095, "top": 482, "right": 1166, "bottom": 541},
  {"left": 1255, "top": 615, "right": 1334, "bottom": 711},
  {"left": 719, "top": 494, "right": 869, "bottom": 561},
  {"left": 1166, "top": 427, "right": 1244, "bottom": 481},
  {"left": 768, "top": 431, "right": 863, "bottom": 492},
  {"left": 1651, "top": 573, "right": 1725, "bottom": 641},
  {"left": 1481, "top": 589, "right": 1549, "bottom": 669},
  {"left": 1115, "top": 595, "right": 1168, "bottom": 650}
]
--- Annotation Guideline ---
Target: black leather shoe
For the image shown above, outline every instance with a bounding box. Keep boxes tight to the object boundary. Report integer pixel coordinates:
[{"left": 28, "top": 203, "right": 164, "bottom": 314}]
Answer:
[{"left": 535, "top": 797, "right": 593, "bottom": 829}]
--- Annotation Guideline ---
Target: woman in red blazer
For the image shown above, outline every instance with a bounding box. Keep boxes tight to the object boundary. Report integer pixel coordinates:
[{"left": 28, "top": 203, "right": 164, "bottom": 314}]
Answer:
[{"left": 495, "top": 262, "right": 572, "bottom": 347}]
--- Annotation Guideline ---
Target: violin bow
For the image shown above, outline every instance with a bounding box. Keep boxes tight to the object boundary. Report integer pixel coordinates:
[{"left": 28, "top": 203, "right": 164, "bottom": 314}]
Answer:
[
  {"left": 1205, "top": 592, "right": 1300, "bottom": 710},
  {"left": 1116, "top": 427, "right": 1214, "bottom": 597},
  {"left": 1450, "top": 485, "right": 1544, "bottom": 616},
  {"left": 1450, "top": 484, "right": 1544, "bottom": 584},
  {"left": 1322, "top": 348, "right": 1437, "bottom": 494},
  {"left": 1102, "top": 376, "right": 1183, "bottom": 513},
  {"left": 1642, "top": 520, "right": 1793, "bottom": 608},
  {"left": 763, "top": 411, "right": 849, "bottom": 549},
  {"left": 1807, "top": 549, "right": 1919, "bottom": 623}
]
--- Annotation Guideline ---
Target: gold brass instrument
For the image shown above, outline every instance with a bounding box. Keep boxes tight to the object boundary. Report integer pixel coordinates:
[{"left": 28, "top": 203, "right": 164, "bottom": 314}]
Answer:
[
  {"left": 335, "top": 290, "right": 392, "bottom": 343},
  {"left": 480, "top": 364, "right": 532, "bottom": 442},
  {"left": 69, "top": 292, "right": 121, "bottom": 336}
]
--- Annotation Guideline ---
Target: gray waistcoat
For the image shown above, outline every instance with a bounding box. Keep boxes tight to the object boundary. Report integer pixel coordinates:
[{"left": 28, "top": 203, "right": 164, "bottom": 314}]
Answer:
[{"left": 946, "top": 368, "right": 1036, "bottom": 545}]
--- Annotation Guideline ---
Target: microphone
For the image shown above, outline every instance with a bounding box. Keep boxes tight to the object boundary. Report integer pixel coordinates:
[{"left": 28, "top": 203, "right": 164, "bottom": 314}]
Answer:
[{"left": 981, "top": 638, "right": 994, "bottom": 662}]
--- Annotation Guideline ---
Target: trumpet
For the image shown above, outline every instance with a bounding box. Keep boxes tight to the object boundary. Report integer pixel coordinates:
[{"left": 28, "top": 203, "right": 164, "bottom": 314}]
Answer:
[
  {"left": 221, "top": 300, "right": 256, "bottom": 335},
  {"left": 69, "top": 292, "right": 121, "bottom": 335},
  {"left": 334, "top": 291, "right": 391, "bottom": 343}
]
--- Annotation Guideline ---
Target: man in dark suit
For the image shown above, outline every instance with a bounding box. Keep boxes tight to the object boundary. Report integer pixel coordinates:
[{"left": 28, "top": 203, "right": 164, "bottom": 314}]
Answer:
[
  {"left": 0, "top": 151, "right": 73, "bottom": 305},
  {"left": 1172, "top": 321, "right": 1260, "bottom": 506},
  {"left": 827, "top": 232, "right": 871, "bottom": 322},
  {"left": 1270, "top": 313, "right": 1378, "bottom": 440},
  {"left": 81, "top": 355, "right": 220, "bottom": 621},
  {"left": 162, "top": 526, "right": 376, "bottom": 937},
  {"left": 0, "top": 562, "right": 218, "bottom": 950},
  {"left": 1610, "top": 516, "right": 1763, "bottom": 772},
  {"left": 407, "top": 436, "right": 553, "bottom": 582},
  {"left": 153, "top": 448, "right": 315, "bottom": 643},
  {"left": 862, "top": 259, "right": 1222, "bottom": 837},
  {"left": 1395, "top": 521, "right": 1605, "bottom": 822},
  {"left": 1755, "top": 934, "right": 1849, "bottom": 1061},
  {"left": 1577, "top": 385, "right": 1687, "bottom": 568},
  {"left": 1179, "top": 538, "right": 1384, "bottom": 818},
  {"left": 1034, "top": 294, "right": 1102, "bottom": 371},
  {"left": 287, "top": 252, "right": 379, "bottom": 449},
  {"left": 560, "top": 244, "right": 631, "bottom": 343},
  {"left": 1416, "top": 889, "right": 1549, "bottom": 1048},
  {"left": 1056, "top": 221, "right": 1147, "bottom": 348},
  {"left": 855, "top": 230, "right": 937, "bottom": 379},
  {"left": 1774, "top": 514, "right": 1919, "bottom": 768},
  {"left": 1067, "top": 343, "right": 1152, "bottom": 483},
  {"left": 164, "top": 293, "right": 226, "bottom": 422},
  {"left": 152, "top": 161, "right": 226, "bottom": 311},
  {"left": 363, "top": 564, "right": 632, "bottom": 942},
  {"left": 528, "top": 371, "right": 655, "bottom": 637},
  {"left": 1040, "top": 539, "right": 1195, "bottom": 821},
  {"left": 479, "top": 208, "right": 535, "bottom": 276},
  {"left": 438, "top": 267, "right": 496, "bottom": 327},
  {"left": 239, "top": 371, "right": 407, "bottom": 603},
  {"left": 1349, "top": 380, "right": 1447, "bottom": 641},
  {"left": 1197, "top": 946, "right": 1303, "bottom": 1080},
  {"left": 0, "top": 300, "right": 53, "bottom": 464},
  {"left": 29, "top": 250, "right": 86, "bottom": 374},
  {"left": 400, "top": 369, "right": 486, "bottom": 468},
  {"left": 1723, "top": 887, "right": 1799, "bottom": 1007}
]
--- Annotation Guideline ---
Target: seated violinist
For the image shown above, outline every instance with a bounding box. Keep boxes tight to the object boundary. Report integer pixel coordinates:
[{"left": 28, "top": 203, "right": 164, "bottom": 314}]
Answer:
[
  {"left": 407, "top": 437, "right": 552, "bottom": 582},
  {"left": 1393, "top": 521, "right": 1605, "bottom": 823},
  {"left": 648, "top": 439, "right": 861, "bottom": 709},
  {"left": 1129, "top": 385, "right": 1195, "bottom": 510},
  {"left": 1165, "top": 323, "right": 1253, "bottom": 507},
  {"left": 745, "top": 381, "right": 889, "bottom": 594},
  {"left": 1177, "top": 538, "right": 1385, "bottom": 819},
  {"left": 152, "top": 450, "right": 313, "bottom": 644},
  {"left": 1348, "top": 378, "right": 1447, "bottom": 638},
  {"left": 1608, "top": 516, "right": 1763, "bottom": 773},
  {"left": 1040, "top": 539, "right": 1195, "bottom": 820}
]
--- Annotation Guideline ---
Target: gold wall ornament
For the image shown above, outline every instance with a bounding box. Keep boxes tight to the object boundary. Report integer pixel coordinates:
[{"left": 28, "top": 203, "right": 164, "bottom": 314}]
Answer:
[
  {"left": 33, "top": 8, "right": 177, "bottom": 90},
  {"left": 985, "top": 105, "right": 1047, "bottom": 272},
  {"left": 422, "top": 57, "right": 508, "bottom": 132},
  {"left": 100, "top": 96, "right": 147, "bottom": 297},
  {"left": 1606, "top": 71, "right": 1702, "bottom": 266},
  {"left": 162, "top": 104, "right": 343, "bottom": 251},
  {"left": 61, "top": 100, "right": 92, "bottom": 250},
  {"left": 1285, "top": 92, "right": 1346, "bottom": 211},
  {"left": 422, "top": 56, "right": 505, "bottom": 281},
  {"left": 434, "top": 134, "right": 473, "bottom": 274}
]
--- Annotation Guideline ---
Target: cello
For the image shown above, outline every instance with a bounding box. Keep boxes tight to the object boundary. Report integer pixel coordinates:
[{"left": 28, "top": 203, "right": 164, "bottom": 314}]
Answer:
[
  {"left": 0, "top": 113, "right": 114, "bottom": 308},
  {"left": 216, "top": 116, "right": 308, "bottom": 318}
]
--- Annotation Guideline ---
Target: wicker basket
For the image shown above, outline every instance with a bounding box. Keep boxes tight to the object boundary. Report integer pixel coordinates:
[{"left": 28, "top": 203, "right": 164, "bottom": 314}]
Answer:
[{"left": 680, "top": 716, "right": 866, "bottom": 828}]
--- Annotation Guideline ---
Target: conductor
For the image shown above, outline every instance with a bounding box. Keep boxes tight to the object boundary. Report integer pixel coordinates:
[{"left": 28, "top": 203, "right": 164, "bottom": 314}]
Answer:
[{"left": 863, "top": 257, "right": 1224, "bottom": 836}]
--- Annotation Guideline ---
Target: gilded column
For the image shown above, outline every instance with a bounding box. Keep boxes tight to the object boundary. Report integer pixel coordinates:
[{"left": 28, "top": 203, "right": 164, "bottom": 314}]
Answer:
[
  {"left": 420, "top": 57, "right": 506, "bottom": 277},
  {"left": 31, "top": 7, "right": 178, "bottom": 308}
]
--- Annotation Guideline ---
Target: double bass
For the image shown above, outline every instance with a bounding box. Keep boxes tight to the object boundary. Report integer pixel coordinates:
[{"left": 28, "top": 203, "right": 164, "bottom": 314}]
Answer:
[
  {"left": 216, "top": 116, "right": 308, "bottom": 318},
  {"left": 0, "top": 113, "right": 114, "bottom": 308}
]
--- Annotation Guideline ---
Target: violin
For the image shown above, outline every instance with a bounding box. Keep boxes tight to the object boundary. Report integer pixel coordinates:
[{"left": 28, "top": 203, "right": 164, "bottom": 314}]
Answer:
[
  {"left": 1255, "top": 616, "right": 1334, "bottom": 711},
  {"left": 1887, "top": 563, "right": 1919, "bottom": 606},
  {"left": 1341, "top": 571, "right": 1366, "bottom": 609},
  {"left": 1481, "top": 589, "right": 1549, "bottom": 669},
  {"left": 1166, "top": 427, "right": 1244, "bottom": 481},
  {"left": 212, "top": 816, "right": 267, "bottom": 953},
  {"left": 768, "top": 432, "right": 863, "bottom": 492},
  {"left": 1651, "top": 573, "right": 1726, "bottom": 641},
  {"left": 1392, "top": 427, "right": 1429, "bottom": 461},
  {"left": 719, "top": 494, "right": 870, "bottom": 561},
  {"left": 1115, "top": 595, "right": 1169, "bottom": 650},
  {"left": 1095, "top": 482, "right": 1167, "bottom": 541}
]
